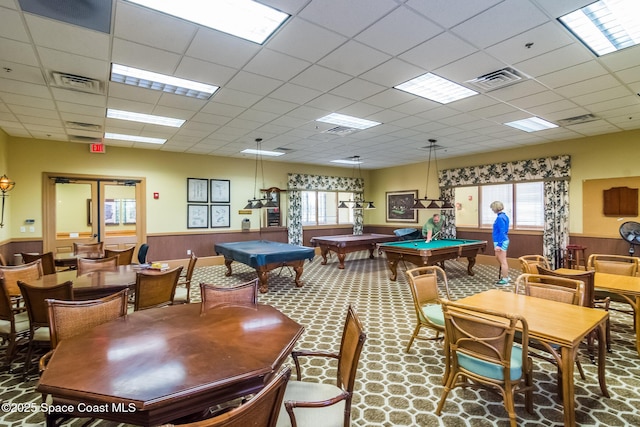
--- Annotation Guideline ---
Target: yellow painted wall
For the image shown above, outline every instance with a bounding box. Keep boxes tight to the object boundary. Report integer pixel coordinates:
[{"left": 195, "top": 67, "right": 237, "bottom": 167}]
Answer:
[{"left": 0, "top": 129, "right": 9, "bottom": 243}]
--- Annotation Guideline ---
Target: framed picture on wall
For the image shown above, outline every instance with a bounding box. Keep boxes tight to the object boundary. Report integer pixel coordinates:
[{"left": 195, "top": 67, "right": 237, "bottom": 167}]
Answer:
[
  {"left": 104, "top": 199, "right": 120, "bottom": 225},
  {"left": 187, "top": 178, "right": 208, "bottom": 203},
  {"left": 386, "top": 190, "right": 418, "bottom": 223},
  {"left": 210, "top": 179, "right": 230, "bottom": 203},
  {"left": 187, "top": 204, "right": 209, "bottom": 229},
  {"left": 210, "top": 205, "right": 230, "bottom": 228},
  {"left": 122, "top": 199, "right": 136, "bottom": 224}
]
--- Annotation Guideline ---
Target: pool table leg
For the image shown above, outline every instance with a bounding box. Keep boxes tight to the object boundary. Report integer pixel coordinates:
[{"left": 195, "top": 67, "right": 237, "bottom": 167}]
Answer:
[
  {"left": 318, "top": 246, "right": 330, "bottom": 265},
  {"left": 257, "top": 271, "right": 269, "bottom": 293},
  {"left": 223, "top": 258, "right": 233, "bottom": 276},
  {"left": 336, "top": 252, "right": 346, "bottom": 269},
  {"left": 386, "top": 258, "right": 399, "bottom": 281},
  {"left": 466, "top": 256, "right": 477, "bottom": 276}
]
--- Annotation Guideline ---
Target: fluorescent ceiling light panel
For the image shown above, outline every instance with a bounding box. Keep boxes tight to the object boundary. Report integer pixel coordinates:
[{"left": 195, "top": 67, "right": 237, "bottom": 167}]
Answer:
[
  {"left": 126, "top": 0, "right": 290, "bottom": 44},
  {"left": 504, "top": 117, "right": 558, "bottom": 132},
  {"left": 106, "top": 109, "right": 185, "bottom": 127},
  {"left": 104, "top": 132, "right": 166, "bottom": 144},
  {"left": 241, "top": 148, "right": 285, "bottom": 157},
  {"left": 559, "top": 0, "right": 640, "bottom": 56},
  {"left": 111, "top": 64, "right": 218, "bottom": 99},
  {"left": 331, "top": 159, "right": 363, "bottom": 165},
  {"left": 394, "top": 73, "right": 478, "bottom": 104},
  {"left": 316, "top": 113, "right": 381, "bottom": 130}
]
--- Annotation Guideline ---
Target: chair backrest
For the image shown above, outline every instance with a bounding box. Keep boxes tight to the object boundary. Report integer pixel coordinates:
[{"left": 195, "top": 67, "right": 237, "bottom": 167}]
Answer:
[
  {"left": 73, "top": 241, "right": 104, "bottom": 257},
  {"left": 0, "top": 278, "right": 15, "bottom": 322},
  {"left": 200, "top": 278, "right": 258, "bottom": 311},
  {"left": 18, "top": 280, "right": 73, "bottom": 329},
  {"left": 21, "top": 252, "right": 57, "bottom": 275},
  {"left": 172, "top": 366, "right": 291, "bottom": 427},
  {"left": 587, "top": 254, "right": 639, "bottom": 276},
  {"left": 176, "top": 253, "right": 198, "bottom": 304},
  {"left": 537, "top": 266, "right": 595, "bottom": 308},
  {"left": 0, "top": 260, "right": 44, "bottom": 297},
  {"left": 518, "top": 255, "right": 550, "bottom": 274},
  {"left": 336, "top": 305, "right": 367, "bottom": 397},
  {"left": 0, "top": 253, "right": 6, "bottom": 266},
  {"left": 134, "top": 266, "right": 183, "bottom": 311},
  {"left": 77, "top": 256, "right": 118, "bottom": 275},
  {"left": 47, "top": 289, "right": 129, "bottom": 349},
  {"left": 104, "top": 247, "right": 135, "bottom": 265},
  {"left": 137, "top": 243, "right": 149, "bottom": 264},
  {"left": 405, "top": 266, "right": 450, "bottom": 322},
  {"left": 514, "top": 274, "right": 585, "bottom": 306}
]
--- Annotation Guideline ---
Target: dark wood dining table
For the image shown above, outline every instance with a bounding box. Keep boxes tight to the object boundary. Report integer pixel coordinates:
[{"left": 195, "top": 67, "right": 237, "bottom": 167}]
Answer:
[
  {"left": 37, "top": 303, "right": 304, "bottom": 426},
  {"left": 54, "top": 252, "right": 103, "bottom": 268}
]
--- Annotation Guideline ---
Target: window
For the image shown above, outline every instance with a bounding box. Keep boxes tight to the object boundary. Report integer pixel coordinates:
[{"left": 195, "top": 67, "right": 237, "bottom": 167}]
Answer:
[{"left": 301, "top": 191, "right": 356, "bottom": 226}]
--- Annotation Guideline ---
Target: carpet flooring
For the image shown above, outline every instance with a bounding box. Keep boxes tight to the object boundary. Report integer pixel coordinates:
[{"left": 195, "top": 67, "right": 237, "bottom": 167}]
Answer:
[{"left": 2, "top": 252, "right": 640, "bottom": 426}]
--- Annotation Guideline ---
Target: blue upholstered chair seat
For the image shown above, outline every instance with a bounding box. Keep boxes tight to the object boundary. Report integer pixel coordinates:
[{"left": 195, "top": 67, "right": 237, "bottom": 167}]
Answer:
[
  {"left": 421, "top": 304, "right": 444, "bottom": 326},
  {"left": 457, "top": 344, "right": 523, "bottom": 381}
]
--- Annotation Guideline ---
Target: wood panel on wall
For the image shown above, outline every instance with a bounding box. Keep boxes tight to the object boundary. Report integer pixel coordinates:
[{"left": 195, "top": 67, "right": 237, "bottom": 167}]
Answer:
[{"left": 584, "top": 177, "right": 640, "bottom": 238}]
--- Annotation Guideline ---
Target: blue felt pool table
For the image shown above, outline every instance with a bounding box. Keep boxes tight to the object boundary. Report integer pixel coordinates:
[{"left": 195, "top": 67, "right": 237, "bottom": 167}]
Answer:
[{"left": 214, "top": 240, "right": 316, "bottom": 293}]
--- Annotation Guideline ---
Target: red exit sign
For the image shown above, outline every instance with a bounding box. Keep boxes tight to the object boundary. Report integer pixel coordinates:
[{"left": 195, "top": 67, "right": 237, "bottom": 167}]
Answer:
[{"left": 90, "top": 143, "right": 106, "bottom": 153}]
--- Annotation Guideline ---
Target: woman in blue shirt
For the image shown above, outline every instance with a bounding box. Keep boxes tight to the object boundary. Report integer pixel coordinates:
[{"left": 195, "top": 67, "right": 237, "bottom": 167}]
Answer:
[{"left": 491, "top": 201, "right": 510, "bottom": 285}]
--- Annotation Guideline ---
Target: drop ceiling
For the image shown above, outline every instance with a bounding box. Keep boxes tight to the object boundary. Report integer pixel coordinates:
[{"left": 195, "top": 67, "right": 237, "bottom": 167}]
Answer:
[{"left": 0, "top": 0, "right": 639, "bottom": 169}]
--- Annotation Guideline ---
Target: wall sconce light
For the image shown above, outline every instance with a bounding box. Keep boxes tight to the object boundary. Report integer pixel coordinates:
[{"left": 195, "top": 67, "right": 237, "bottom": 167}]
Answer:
[
  {"left": 337, "top": 156, "right": 375, "bottom": 210},
  {"left": 411, "top": 139, "right": 454, "bottom": 210},
  {"left": 0, "top": 174, "right": 15, "bottom": 228}
]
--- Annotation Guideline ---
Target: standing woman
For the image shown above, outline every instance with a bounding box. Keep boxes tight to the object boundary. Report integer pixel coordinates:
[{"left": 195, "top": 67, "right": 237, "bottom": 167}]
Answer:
[{"left": 491, "top": 201, "right": 510, "bottom": 285}]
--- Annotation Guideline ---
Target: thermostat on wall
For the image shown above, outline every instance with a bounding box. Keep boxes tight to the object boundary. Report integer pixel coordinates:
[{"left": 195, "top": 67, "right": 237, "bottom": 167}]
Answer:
[{"left": 25, "top": 219, "right": 35, "bottom": 224}]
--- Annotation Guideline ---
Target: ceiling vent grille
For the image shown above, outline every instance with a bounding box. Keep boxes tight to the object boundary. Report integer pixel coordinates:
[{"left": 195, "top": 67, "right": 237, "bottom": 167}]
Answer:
[
  {"left": 322, "top": 126, "right": 357, "bottom": 136},
  {"left": 50, "top": 71, "right": 104, "bottom": 94},
  {"left": 466, "top": 67, "right": 525, "bottom": 91},
  {"left": 66, "top": 121, "right": 102, "bottom": 131},
  {"left": 557, "top": 114, "right": 599, "bottom": 126},
  {"left": 69, "top": 135, "right": 102, "bottom": 143}
]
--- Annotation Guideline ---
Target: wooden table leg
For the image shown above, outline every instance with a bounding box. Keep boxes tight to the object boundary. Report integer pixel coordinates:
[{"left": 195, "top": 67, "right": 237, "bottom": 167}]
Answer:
[
  {"left": 635, "top": 296, "right": 640, "bottom": 355},
  {"left": 560, "top": 345, "right": 577, "bottom": 426},
  {"left": 596, "top": 321, "right": 609, "bottom": 398}
]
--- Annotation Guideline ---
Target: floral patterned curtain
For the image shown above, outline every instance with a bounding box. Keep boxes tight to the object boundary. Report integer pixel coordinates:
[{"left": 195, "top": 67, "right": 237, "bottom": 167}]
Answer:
[
  {"left": 439, "top": 155, "right": 571, "bottom": 267},
  {"left": 287, "top": 173, "right": 365, "bottom": 246}
]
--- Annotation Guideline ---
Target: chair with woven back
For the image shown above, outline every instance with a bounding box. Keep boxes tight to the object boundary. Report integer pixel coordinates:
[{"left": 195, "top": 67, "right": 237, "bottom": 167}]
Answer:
[
  {"left": 404, "top": 266, "right": 451, "bottom": 353},
  {"left": 174, "top": 253, "right": 198, "bottom": 304},
  {"left": 104, "top": 247, "right": 135, "bottom": 266},
  {"left": 0, "top": 278, "right": 30, "bottom": 370},
  {"left": 199, "top": 278, "right": 258, "bottom": 312},
  {"left": 276, "top": 305, "right": 367, "bottom": 427},
  {"left": 21, "top": 252, "right": 57, "bottom": 275},
  {"left": 435, "top": 299, "right": 534, "bottom": 427},
  {"left": 0, "top": 253, "right": 6, "bottom": 266},
  {"left": 518, "top": 255, "right": 550, "bottom": 274},
  {"left": 133, "top": 266, "right": 183, "bottom": 311},
  {"left": 76, "top": 256, "right": 118, "bottom": 275},
  {"left": 73, "top": 241, "right": 104, "bottom": 258},
  {"left": 17, "top": 280, "right": 73, "bottom": 379},
  {"left": 0, "top": 259, "right": 44, "bottom": 308}
]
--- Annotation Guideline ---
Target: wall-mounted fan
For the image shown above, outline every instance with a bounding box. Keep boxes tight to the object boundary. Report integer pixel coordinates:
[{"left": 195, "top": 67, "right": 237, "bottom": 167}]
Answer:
[{"left": 619, "top": 221, "right": 640, "bottom": 255}]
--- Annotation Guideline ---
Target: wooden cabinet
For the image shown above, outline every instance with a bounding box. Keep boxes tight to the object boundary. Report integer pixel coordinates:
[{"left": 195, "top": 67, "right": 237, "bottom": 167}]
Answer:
[{"left": 603, "top": 186, "right": 638, "bottom": 216}]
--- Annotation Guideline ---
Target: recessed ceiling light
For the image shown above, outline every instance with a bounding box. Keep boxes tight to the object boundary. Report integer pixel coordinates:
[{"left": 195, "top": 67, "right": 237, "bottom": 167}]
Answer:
[
  {"left": 394, "top": 72, "right": 478, "bottom": 104},
  {"left": 559, "top": 0, "right": 640, "bottom": 56},
  {"left": 331, "top": 159, "right": 363, "bottom": 165},
  {"left": 504, "top": 117, "right": 558, "bottom": 132},
  {"left": 106, "top": 109, "right": 185, "bottom": 127},
  {"left": 111, "top": 64, "right": 218, "bottom": 99},
  {"left": 126, "top": 0, "right": 290, "bottom": 44},
  {"left": 104, "top": 133, "right": 167, "bottom": 144},
  {"left": 241, "top": 148, "right": 284, "bottom": 157},
  {"left": 316, "top": 113, "right": 381, "bottom": 130}
]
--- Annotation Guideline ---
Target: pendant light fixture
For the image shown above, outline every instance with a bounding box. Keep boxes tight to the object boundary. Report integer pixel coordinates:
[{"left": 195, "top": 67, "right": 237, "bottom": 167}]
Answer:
[
  {"left": 243, "top": 138, "right": 278, "bottom": 209},
  {"left": 411, "top": 139, "right": 454, "bottom": 210},
  {"left": 337, "top": 156, "right": 375, "bottom": 210}
]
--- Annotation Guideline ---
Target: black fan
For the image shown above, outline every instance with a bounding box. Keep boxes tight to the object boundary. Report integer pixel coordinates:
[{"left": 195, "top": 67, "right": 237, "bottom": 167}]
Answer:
[{"left": 619, "top": 221, "right": 640, "bottom": 255}]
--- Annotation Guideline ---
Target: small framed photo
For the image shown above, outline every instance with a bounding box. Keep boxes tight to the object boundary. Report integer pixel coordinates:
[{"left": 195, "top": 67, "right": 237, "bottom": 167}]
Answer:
[
  {"left": 187, "top": 204, "right": 209, "bottom": 229},
  {"left": 386, "top": 190, "right": 419, "bottom": 223},
  {"left": 210, "top": 179, "right": 230, "bottom": 203},
  {"left": 187, "top": 178, "right": 208, "bottom": 203},
  {"left": 210, "top": 205, "right": 230, "bottom": 228}
]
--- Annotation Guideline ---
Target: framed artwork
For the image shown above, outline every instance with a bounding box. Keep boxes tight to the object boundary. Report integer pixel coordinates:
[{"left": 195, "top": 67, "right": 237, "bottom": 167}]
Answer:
[
  {"left": 386, "top": 190, "right": 418, "bottom": 223},
  {"left": 187, "top": 178, "right": 208, "bottom": 203},
  {"left": 187, "top": 204, "right": 209, "bottom": 229},
  {"left": 210, "top": 179, "right": 230, "bottom": 203},
  {"left": 104, "top": 199, "right": 120, "bottom": 225},
  {"left": 122, "top": 199, "right": 136, "bottom": 224},
  {"left": 86, "top": 199, "right": 93, "bottom": 225},
  {"left": 210, "top": 204, "right": 230, "bottom": 228}
]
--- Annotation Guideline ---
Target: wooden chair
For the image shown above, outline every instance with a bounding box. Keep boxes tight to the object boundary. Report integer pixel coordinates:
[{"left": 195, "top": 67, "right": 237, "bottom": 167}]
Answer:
[
  {"left": 0, "top": 259, "right": 44, "bottom": 306},
  {"left": 104, "top": 247, "right": 135, "bottom": 265},
  {"left": 73, "top": 241, "right": 104, "bottom": 257},
  {"left": 137, "top": 243, "right": 150, "bottom": 264},
  {"left": 21, "top": 252, "right": 57, "bottom": 275},
  {"left": 76, "top": 256, "right": 118, "bottom": 275},
  {"left": 588, "top": 254, "right": 639, "bottom": 325},
  {"left": 518, "top": 255, "right": 550, "bottom": 274},
  {"left": 17, "top": 280, "right": 73, "bottom": 379},
  {"left": 404, "top": 266, "right": 451, "bottom": 353},
  {"left": 174, "top": 253, "right": 198, "bottom": 304},
  {"left": 133, "top": 266, "right": 183, "bottom": 311},
  {"left": 436, "top": 299, "right": 534, "bottom": 427},
  {"left": 0, "top": 253, "right": 6, "bottom": 266},
  {"left": 0, "top": 278, "right": 30, "bottom": 370},
  {"left": 276, "top": 305, "right": 367, "bottom": 427},
  {"left": 167, "top": 366, "right": 291, "bottom": 427},
  {"left": 199, "top": 279, "right": 258, "bottom": 312}
]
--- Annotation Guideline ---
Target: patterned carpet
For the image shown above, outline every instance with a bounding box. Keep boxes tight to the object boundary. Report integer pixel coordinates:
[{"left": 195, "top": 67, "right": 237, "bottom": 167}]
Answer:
[{"left": 2, "top": 252, "right": 640, "bottom": 426}]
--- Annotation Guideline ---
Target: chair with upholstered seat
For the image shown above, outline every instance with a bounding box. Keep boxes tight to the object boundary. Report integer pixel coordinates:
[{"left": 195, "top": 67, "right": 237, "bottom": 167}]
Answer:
[
  {"left": 518, "top": 255, "right": 550, "bottom": 274},
  {"left": 21, "top": 252, "right": 57, "bottom": 275},
  {"left": 435, "top": 299, "right": 534, "bottom": 427},
  {"left": 199, "top": 279, "right": 258, "bottom": 312},
  {"left": 0, "top": 260, "right": 44, "bottom": 307},
  {"left": 174, "top": 253, "right": 198, "bottom": 304},
  {"left": 0, "top": 278, "right": 30, "bottom": 370},
  {"left": 73, "top": 242, "right": 104, "bottom": 258},
  {"left": 77, "top": 256, "right": 118, "bottom": 275},
  {"left": 104, "top": 247, "right": 135, "bottom": 266},
  {"left": 0, "top": 253, "right": 6, "bottom": 266},
  {"left": 133, "top": 266, "right": 183, "bottom": 311},
  {"left": 404, "top": 266, "right": 451, "bottom": 353},
  {"left": 17, "top": 280, "right": 73, "bottom": 379},
  {"left": 276, "top": 305, "right": 366, "bottom": 427},
  {"left": 588, "top": 254, "right": 639, "bottom": 327}
]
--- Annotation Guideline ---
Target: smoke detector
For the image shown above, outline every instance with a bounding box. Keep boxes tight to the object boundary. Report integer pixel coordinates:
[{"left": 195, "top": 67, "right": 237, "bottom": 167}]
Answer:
[
  {"left": 49, "top": 71, "right": 104, "bottom": 94},
  {"left": 467, "top": 67, "right": 526, "bottom": 91}
]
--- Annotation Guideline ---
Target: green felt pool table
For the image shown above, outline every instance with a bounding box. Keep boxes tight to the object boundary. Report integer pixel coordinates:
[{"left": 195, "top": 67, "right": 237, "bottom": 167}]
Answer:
[{"left": 378, "top": 238, "right": 487, "bottom": 281}]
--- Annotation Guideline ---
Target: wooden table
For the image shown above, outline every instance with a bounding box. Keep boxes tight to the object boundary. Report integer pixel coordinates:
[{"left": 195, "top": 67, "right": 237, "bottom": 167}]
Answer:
[
  {"left": 456, "top": 289, "right": 609, "bottom": 427},
  {"left": 310, "top": 233, "right": 398, "bottom": 269},
  {"left": 37, "top": 303, "right": 304, "bottom": 426},
  {"left": 556, "top": 268, "right": 640, "bottom": 355},
  {"left": 54, "top": 252, "right": 103, "bottom": 268}
]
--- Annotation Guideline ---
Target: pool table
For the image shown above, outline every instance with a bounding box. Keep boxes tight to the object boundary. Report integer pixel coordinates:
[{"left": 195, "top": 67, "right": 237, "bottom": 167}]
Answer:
[
  {"left": 310, "top": 233, "right": 399, "bottom": 269},
  {"left": 378, "top": 238, "right": 487, "bottom": 281},
  {"left": 214, "top": 240, "right": 315, "bottom": 293}
]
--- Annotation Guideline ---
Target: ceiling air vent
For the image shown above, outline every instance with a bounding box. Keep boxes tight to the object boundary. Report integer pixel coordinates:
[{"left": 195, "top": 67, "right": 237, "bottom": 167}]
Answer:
[
  {"left": 466, "top": 67, "right": 525, "bottom": 91},
  {"left": 69, "top": 135, "right": 102, "bottom": 143},
  {"left": 322, "top": 126, "right": 357, "bottom": 136},
  {"left": 50, "top": 71, "right": 104, "bottom": 94},
  {"left": 557, "top": 114, "right": 598, "bottom": 126},
  {"left": 66, "top": 121, "right": 102, "bottom": 132}
]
